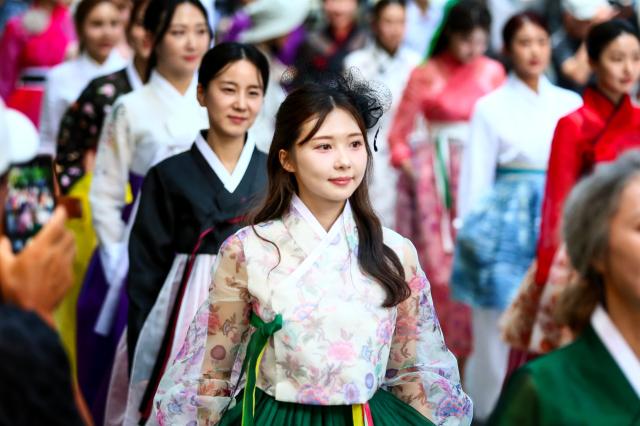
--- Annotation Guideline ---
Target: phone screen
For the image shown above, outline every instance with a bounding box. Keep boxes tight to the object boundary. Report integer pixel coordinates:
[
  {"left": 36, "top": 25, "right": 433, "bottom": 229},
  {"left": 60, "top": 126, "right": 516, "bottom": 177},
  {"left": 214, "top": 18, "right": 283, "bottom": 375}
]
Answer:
[{"left": 3, "top": 155, "right": 56, "bottom": 253}]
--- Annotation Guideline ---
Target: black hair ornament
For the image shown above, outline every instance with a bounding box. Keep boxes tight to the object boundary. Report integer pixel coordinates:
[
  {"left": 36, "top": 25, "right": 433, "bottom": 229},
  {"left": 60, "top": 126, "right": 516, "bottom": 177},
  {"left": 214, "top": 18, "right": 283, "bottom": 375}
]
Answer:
[{"left": 282, "top": 67, "right": 392, "bottom": 153}]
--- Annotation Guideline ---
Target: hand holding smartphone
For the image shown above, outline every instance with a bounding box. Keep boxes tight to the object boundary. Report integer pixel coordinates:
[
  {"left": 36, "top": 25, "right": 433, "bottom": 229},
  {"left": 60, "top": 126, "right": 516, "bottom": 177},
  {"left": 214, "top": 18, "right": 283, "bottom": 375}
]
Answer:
[{"left": 2, "top": 155, "right": 80, "bottom": 253}]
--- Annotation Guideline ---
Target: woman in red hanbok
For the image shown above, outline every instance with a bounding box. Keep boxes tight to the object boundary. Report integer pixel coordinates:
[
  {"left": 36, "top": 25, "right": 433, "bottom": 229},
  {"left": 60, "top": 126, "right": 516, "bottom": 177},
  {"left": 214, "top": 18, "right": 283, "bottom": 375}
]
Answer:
[
  {"left": 388, "top": 0, "right": 505, "bottom": 364},
  {"left": 0, "top": 0, "right": 76, "bottom": 127},
  {"left": 502, "top": 19, "right": 640, "bottom": 371}
]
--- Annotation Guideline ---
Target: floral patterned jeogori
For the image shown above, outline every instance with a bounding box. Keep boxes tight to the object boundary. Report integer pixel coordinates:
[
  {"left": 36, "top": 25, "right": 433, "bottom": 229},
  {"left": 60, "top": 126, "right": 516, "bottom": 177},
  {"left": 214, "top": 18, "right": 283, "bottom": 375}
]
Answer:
[{"left": 153, "top": 196, "right": 473, "bottom": 425}]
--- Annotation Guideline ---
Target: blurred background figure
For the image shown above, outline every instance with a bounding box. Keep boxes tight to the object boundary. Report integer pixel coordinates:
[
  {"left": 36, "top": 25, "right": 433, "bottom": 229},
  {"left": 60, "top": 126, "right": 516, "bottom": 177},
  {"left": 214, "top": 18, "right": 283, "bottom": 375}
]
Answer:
[
  {"left": 296, "top": 0, "right": 367, "bottom": 76},
  {"left": 76, "top": 0, "right": 210, "bottom": 422},
  {"left": 450, "top": 11, "right": 581, "bottom": 422},
  {"left": 345, "top": 0, "right": 420, "bottom": 228},
  {"left": 388, "top": 0, "right": 505, "bottom": 374},
  {"left": 502, "top": 18, "right": 640, "bottom": 376},
  {"left": 0, "top": 100, "right": 88, "bottom": 426},
  {"left": 486, "top": 0, "right": 545, "bottom": 52},
  {"left": 492, "top": 150, "right": 640, "bottom": 425},
  {"left": 38, "top": 0, "right": 127, "bottom": 156},
  {"left": 232, "top": 0, "right": 310, "bottom": 153},
  {"left": 551, "top": 0, "right": 617, "bottom": 92},
  {"left": 0, "top": 0, "right": 76, "bottom": 127},
  {"left": 401, "top": 0, "right": 445, "bottom": 57},
  {"left": 51, "top": 0, "right": 151, "bottom": 385}
]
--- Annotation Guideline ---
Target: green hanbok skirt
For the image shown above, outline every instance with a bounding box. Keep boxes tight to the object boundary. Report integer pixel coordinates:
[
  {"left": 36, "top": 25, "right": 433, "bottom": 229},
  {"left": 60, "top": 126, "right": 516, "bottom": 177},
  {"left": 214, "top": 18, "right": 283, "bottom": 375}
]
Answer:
[
  {"left": 221, "top": 313, "right": 435, "bottom": 426},
  {"left": 219, "top": 387, "right": 435, "bottom": 426}
]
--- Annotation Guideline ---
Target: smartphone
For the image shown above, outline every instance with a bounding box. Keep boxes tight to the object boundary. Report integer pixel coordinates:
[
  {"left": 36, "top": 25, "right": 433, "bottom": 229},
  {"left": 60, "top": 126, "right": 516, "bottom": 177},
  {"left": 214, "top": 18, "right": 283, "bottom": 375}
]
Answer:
[{"left": 3, "top": 155, "right": 57, "bottom": 253}]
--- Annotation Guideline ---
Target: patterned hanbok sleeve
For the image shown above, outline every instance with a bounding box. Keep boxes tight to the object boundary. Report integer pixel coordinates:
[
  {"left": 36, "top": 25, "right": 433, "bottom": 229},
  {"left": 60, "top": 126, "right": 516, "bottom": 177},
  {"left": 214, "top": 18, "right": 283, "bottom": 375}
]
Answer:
[
  {"left": 153, "top": 232, "right": 252, "bottom": 425},
  {"left": 384, "top": 238, "right": 473, "bottom": 426},
  {"left": 89, "top": 101, "right": 132, "bottom": 248}
]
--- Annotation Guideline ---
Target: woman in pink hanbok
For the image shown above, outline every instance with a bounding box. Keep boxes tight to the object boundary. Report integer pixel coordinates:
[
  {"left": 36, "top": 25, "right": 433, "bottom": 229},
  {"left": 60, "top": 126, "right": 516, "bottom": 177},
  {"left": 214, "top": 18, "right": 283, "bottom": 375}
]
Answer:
[
  {"left": 0, "top": 0, "right": 76, "bottom": 127},
  {"left": 388, "top": 0, "right": 505, "bottom": 366}
]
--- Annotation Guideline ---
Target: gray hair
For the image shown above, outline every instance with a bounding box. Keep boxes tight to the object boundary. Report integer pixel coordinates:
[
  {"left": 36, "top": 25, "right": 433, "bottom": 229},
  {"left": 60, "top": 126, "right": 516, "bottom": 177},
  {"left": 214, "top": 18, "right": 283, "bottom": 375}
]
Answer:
[{"left": 557, "top": 149, "right": 640, "bottom": 331}]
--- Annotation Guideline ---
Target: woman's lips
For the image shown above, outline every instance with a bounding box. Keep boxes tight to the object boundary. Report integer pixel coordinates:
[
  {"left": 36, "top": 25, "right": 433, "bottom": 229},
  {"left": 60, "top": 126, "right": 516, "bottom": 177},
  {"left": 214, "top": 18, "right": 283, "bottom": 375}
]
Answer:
[
  {"left": 329, "top": 177, "right": 353, "bottom": 186},
  {"left": 228, "top": 116, "right": 247, "bottom": 124}
]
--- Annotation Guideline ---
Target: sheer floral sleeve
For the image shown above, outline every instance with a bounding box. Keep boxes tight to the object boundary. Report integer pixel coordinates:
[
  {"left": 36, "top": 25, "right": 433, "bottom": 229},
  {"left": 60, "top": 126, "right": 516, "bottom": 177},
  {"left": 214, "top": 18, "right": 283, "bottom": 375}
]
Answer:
[
  {"left": 153, "top": 232, "right": 252, "bottom": 425},
  {"left": 384, "top": 238, "right": 473, "bottom": 426}
]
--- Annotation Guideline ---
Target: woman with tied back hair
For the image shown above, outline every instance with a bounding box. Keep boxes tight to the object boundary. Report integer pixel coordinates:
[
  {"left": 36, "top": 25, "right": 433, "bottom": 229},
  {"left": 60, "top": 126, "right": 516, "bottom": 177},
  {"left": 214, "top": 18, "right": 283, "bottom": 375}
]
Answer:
[
  {"left": 388, "top": 0, "right": 505, "bottom": 369},
  {"left": 491, "top": 150, "right": 640, "bottom": 425},
  {"left": 502, "top": 19, "right": 640, "bottom": 373},
  {"left": 39, "top": 0, "right": 126, "bottom": 155},
  {"left": 449, "top": 11, "right": 581, "bottom": 420},
  {"left": 122, "top": 42, "right": 270, "bottom": 424},
  {"left": 153, "top": 74, "right": 473, "bottom": 425},
  {"left": 75, "top": 0, "right": 211, "bottom": 422},
  {"left": 51, "top": 0, "right": 151, "bottom": 384}
]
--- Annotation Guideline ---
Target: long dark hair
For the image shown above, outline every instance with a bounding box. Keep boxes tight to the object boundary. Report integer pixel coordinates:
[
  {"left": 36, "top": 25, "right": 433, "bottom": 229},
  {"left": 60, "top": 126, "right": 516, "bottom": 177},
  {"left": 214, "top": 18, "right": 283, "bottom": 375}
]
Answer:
[
  {"left": 431, "top": 0, "right": 491, "bottom": 57},
  {"left": 143, "top": 0, "right": 212, "bottom": 80},
  {"left": 250, "top": 80, "right": 410, "bottom": 308},
  {"left": 198, "top": 42, "right": 270, "bottom": 92}
]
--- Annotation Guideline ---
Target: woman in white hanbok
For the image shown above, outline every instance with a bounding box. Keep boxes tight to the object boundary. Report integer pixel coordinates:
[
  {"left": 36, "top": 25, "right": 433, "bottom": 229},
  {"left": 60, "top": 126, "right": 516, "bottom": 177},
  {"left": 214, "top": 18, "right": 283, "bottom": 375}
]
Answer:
[
  {"left": 344, "top": 0, "right": 421, "bottom": 228},
  {"left": 450, "top": 12, "right": 581, "bottom": 421},
  {"left": 39, "top": 0, "right": 126, "bottom": 155},
  {"left": 74, "top": 0, "right": 211, "bottom": 423}
]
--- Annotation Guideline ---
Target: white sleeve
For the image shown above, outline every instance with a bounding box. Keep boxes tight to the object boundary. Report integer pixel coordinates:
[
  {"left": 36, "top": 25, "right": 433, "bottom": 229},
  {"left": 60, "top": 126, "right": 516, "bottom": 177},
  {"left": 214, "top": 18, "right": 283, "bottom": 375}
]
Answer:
[
  {"left": 89, "top": 101, "right": 133, "bottom": 249},
  {"left": 457, "top": 102, "right": 499, "bottom": 220},
  {"left": 38, "top": 79, "right": 64, "bottom": 156}
]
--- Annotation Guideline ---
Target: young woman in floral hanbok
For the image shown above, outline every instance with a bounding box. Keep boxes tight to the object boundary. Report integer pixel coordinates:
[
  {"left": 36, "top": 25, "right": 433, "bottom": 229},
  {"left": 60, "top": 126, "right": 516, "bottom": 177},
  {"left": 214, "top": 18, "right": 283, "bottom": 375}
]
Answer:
[
  {"left": 152, "top": 74, "right": 473, "bottom": 425},
  {"left": 502, "top": 19, "right": 640, "bottom": 373},
  {"left": 75, "top": 0, "right": 211, "bottom": 422},
  {"left": 388, "top": 0, "right": 505, "bottom": 366},
  {"left": 449, "top": 12, "right": 582, "bottom": 421}
]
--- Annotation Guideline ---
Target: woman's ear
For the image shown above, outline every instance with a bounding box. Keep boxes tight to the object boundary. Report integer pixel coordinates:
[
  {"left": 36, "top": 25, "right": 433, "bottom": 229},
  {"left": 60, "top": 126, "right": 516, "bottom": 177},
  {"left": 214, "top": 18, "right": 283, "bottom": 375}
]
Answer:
[
  {"left": 196, "top": 83, "right": 206, "bottom": 107},
  {"left": 279, "top": 149, "right": 295, "bottom": 173}
]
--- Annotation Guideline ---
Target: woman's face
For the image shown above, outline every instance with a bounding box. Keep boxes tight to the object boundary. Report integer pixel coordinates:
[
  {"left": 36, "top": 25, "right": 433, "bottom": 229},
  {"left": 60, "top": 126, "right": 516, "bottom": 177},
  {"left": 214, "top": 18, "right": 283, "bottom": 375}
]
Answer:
[
  {"left": 448, "top": 27, "right": 488, "bottom": 63},
  {"left": 82, "top": 1, "right": 122, "bottom": 63},
  {"left": 508, "top": 21, "right": 551, "bottom": 81},
  {"left": 593, "top": 33, "right": 640, "bottom": 98},
  {"left": 155, "top": 3, "right": 210, "bottom": 79},
  {"left": 323, "top": 0, "right": 358, "bottom": 31},
  {"left": 280, "top": 108, "right": 368, "bottom": 211},
  {"left": 127, "top": 2, "right": 151, "bottom": 59},
  {"left": 601, "top": 176, "right": 640, "bottom": 312},
  {"left": 197, "top": 59, "right": 264, "bottom": 141},
  {"left": 375, "top": 3, "right": 406, "bottom": 54}
]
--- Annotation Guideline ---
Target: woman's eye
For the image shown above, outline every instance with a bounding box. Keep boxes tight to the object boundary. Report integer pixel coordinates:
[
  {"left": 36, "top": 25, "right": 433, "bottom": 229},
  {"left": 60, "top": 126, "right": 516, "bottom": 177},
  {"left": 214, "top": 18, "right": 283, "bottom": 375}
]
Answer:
[
  {"left": 222, "top": 88, "right": 234, "bottom": 93},
  {"left": 316, "top": 144, "right": 332, "bottom": 151},
  {"left": 350, "top": 140, "right": 363, "bottom": 148},
  {"left": 170, "top": 30, "right": 185, "bottom": 36}
]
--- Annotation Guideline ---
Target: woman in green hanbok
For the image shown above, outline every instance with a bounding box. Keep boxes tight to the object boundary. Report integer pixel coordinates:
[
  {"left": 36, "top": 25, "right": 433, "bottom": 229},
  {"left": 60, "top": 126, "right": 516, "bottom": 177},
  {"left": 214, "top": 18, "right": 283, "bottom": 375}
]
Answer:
[{"left": 490, "top": 151, "right": 640, "bottom": 425}]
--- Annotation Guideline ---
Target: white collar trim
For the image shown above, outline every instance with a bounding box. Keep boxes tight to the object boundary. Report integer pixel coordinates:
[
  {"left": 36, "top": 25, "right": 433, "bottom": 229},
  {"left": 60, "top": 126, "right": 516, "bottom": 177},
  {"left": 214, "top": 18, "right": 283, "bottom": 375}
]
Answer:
[
  {"left": 591, "top": 305, "right": 640, "bottom": 398},
  {"left": 291, "top": 194, "right": 349, "bottom": 239},
  {"left": 194, "top": 132, "right": 255, "bottom": 193}
]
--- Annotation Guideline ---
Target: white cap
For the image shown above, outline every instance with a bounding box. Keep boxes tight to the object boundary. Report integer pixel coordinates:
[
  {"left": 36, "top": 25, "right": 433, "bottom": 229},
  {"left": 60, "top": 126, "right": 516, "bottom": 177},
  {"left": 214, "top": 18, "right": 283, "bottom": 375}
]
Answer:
[
  {"left": 562, "top": 0, "right": 612, "bottom": 20},
  {"left": 0, "top": 100, "right": 39, "bottom": 175},
  {"left": 239, "top": 0, "right": 310, "bottom": 44}
]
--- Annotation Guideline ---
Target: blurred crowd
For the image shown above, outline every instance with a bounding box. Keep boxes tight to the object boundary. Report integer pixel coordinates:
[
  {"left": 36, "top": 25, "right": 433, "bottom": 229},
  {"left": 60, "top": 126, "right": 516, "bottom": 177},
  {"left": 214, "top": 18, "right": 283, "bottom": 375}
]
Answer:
[{"left": 1, "top": 0, "right": 640, "bottom": 425}]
